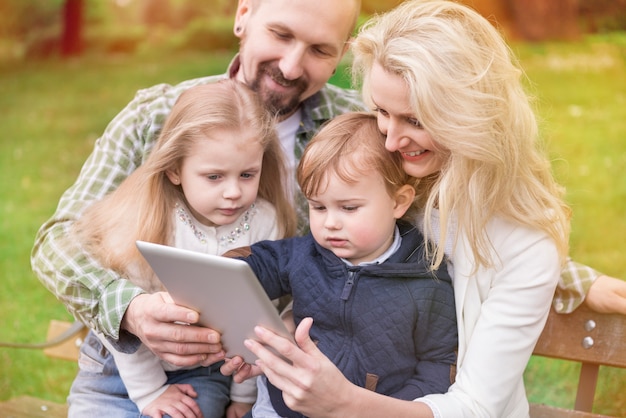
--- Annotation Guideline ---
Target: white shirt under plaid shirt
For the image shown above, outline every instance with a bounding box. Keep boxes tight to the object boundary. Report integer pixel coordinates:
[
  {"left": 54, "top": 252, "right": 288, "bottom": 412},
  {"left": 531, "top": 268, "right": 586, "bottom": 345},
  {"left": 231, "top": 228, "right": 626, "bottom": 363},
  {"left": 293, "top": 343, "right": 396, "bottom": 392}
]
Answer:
[{"left": 30, "top": 57, "right": 600, "bottom": 352}]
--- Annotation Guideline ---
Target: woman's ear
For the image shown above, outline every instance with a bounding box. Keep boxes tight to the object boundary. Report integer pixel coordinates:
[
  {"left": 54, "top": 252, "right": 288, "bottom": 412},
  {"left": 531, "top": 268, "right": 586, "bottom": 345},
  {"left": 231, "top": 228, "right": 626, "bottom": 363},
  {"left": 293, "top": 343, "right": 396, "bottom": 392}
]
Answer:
[
  {"left": 166, "top": 169, "right": 181, "bottom": 186},
  {"left": 392, "top": 184, "right": 416, "bottom": 219}
]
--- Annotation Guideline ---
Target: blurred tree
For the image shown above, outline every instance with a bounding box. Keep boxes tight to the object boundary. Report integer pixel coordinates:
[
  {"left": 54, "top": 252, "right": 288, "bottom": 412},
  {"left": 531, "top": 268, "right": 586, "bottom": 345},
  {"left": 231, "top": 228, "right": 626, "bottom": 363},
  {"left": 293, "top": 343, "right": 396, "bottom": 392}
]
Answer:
[
  {"left": 361, "top": 0, "right": 403, "bottom": 14},
  {"left": 141, "top": 0, "right": 172, "bottom": 27},
  {"left": 61, "top": 0, "right": 84, "bottom": 56},
  {"left": 505, "top": 0, "right": 580, "bottom": 40}
]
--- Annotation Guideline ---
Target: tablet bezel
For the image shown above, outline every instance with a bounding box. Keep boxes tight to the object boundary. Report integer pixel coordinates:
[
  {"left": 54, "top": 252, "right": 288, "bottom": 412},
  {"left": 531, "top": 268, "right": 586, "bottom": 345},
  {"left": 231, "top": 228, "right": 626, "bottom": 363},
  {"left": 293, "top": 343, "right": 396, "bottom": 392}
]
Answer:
[{"left": 136, "top": 240, "right": 293, "bottom": 363}]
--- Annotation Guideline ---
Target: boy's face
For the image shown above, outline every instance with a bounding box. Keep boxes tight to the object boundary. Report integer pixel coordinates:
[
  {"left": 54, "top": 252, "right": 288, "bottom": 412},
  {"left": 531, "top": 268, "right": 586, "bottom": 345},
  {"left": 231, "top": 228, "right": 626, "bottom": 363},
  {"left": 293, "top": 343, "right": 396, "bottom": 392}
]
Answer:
[
  {"left": 234, "top": 0, "right": 356, "bottom": 119},
  {"left": 307, "top": 169, "right": 403, "bottom": 265}
]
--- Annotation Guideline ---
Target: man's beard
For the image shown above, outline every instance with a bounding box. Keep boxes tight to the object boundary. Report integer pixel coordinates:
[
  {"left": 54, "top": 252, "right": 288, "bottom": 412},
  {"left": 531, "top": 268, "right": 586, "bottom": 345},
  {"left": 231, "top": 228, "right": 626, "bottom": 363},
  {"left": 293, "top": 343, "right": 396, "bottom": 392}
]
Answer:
[{"left": 249, "top": 62, "right": 308, "bottom": 117}]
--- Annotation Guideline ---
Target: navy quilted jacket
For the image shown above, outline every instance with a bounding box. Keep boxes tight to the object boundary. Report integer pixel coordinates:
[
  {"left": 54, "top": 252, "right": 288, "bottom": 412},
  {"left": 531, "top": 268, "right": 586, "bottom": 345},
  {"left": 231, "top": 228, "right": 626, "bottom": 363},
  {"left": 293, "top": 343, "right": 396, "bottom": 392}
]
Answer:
[{"left": 240, "top": 221, "right": 457, "bottom": 414}]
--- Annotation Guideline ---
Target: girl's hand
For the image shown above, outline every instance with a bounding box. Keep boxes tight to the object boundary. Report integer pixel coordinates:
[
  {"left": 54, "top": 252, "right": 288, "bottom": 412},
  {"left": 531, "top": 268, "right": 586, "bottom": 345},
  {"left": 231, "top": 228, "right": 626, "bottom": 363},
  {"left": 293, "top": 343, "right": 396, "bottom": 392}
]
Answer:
[
  {"left": 142, "top": 384, "right": 202, "bottom": 418},
  {"left": 225, "top": 401, "right": 253, "bottom": 418}
]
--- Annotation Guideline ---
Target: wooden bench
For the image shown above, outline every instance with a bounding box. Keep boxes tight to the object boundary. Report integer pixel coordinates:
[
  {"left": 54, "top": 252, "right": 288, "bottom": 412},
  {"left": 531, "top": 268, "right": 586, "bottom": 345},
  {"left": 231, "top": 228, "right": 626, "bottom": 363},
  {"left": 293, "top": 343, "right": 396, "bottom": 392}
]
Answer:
[
  {"left": 3, "top": 309, "right": 625, "bottom": 417},
  {"left": 529, "top": 305, "right": 626, "bottom": 417},
  {"left": 0, "top": 320, "right": 87, "bottom": 418}
]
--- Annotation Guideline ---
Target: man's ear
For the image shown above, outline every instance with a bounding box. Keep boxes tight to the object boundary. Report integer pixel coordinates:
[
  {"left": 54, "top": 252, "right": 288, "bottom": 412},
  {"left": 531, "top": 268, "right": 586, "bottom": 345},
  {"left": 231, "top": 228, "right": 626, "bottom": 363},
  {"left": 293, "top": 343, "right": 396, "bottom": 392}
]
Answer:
[
  {"left": 392, "top": 184, "right": 416, "bottom": 219},
  {"left": 233, "top": 0, "right": 252, "bottom": 37}
]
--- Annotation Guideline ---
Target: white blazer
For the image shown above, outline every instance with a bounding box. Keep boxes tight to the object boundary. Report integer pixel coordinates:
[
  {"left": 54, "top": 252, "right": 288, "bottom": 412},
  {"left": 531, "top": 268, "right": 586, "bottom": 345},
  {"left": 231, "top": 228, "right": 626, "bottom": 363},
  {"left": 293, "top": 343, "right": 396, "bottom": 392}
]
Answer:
[{"left": 418, "top": 216, "right": 561, "bottom": 418}]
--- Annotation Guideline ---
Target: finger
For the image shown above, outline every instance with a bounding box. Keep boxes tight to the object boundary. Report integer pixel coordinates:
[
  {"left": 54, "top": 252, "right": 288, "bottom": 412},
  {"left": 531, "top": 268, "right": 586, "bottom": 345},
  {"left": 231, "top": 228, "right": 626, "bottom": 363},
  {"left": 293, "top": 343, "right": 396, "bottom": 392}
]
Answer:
[
  {"left": 151, "top": 292, "right": 200, "bottom": 324},
  {"left": 244, "top": 334, "right": 301, "bottom": 391},
  {"left": 245, "top": 338, "right": 291, "bottom": 387},
  {"left": 153, "top": 323, "right": 223, "bottom": 355},
  {"left": 176, "top": 383, "right": 198, "bottom": 398},
  {"left": 220, "top": 356, "right": 244, "bottom": 375},
  {"left": 162, "top": 291, "right": 175, "bottom": 304},
  {"left": 247, "top": 319, "right": 321, "bottom": 393},
  {"left": 179, "top": 395, "right": 203, "bottom": 418},
  {"left": 233, "top": 363, "right": 254, "bottom": 383},
  {"left": 158, "top": 345, "right": 224, "bottom": 368},
  {"left": 163, "top": 397, "right": 200, "bottom": 418},
  {"left": 293, "top": 317, "right": 316, "bottom": 352}
]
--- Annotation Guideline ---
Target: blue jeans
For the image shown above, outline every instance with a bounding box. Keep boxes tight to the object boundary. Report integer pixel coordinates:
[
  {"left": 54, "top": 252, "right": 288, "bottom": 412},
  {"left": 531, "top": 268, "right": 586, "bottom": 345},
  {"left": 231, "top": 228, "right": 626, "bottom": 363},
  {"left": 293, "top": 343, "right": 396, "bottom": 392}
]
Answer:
[{"left": 68, "top": 331, "right": 231, "bottom": 418}]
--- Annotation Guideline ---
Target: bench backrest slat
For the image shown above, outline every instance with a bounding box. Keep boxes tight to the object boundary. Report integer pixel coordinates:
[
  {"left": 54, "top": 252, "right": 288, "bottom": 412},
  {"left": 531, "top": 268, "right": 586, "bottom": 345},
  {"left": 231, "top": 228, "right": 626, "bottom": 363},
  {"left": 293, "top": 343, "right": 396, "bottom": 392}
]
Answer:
[{"left": 531, "top": 304, "right": 626, "bottom": 416}]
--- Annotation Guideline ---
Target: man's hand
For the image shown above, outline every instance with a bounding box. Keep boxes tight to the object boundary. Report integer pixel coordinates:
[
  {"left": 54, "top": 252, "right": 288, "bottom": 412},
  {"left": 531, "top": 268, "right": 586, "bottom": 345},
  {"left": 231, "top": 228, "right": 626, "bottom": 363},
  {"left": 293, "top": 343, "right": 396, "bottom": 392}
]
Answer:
[
  {"left": 585, "top": 275, "right": 626, "bottom": 315},
  {"left": 122, "top": 292, "right": 225, "bottom": 367}
]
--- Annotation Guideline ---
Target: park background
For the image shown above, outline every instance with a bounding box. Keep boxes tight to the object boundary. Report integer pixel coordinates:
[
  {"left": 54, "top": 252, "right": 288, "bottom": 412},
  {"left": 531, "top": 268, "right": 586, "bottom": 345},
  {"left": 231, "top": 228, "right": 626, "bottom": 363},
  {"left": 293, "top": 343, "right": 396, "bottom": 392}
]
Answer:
[{"left": 0, "top": 0, "right": 625, "bottom": 415}]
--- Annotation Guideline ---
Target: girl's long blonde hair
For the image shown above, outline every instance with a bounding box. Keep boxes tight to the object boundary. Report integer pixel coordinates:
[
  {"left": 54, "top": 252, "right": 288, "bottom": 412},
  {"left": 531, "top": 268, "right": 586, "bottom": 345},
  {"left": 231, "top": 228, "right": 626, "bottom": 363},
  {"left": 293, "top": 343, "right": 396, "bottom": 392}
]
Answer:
[
  {"left": 73, "top": 80, "right": 296, "bottom": 290},
  {"left": 352, "top": 0, "right": 571, "bottom": 270}
]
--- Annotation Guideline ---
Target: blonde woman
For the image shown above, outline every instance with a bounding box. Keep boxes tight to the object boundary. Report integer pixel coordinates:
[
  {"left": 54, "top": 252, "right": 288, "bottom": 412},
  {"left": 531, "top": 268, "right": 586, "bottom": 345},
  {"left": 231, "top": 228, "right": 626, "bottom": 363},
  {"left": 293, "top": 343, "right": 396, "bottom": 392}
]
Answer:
[
  {"left": 223, "top": 1, "right": 572, "bottom": 417},
  {"left": 68, "top": 80, "right": 296, "bottom": 418}
]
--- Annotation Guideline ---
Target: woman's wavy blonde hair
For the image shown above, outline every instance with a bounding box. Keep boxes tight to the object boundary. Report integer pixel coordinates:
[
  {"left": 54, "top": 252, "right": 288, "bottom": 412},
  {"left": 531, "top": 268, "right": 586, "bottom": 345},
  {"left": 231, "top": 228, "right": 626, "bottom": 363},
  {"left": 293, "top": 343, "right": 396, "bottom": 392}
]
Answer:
[
  {"left": 72, "top": 80, "right": 296, "bottom": 291},
  {"left": 352, "top": 0, "right": 571, "bottom": 271}
]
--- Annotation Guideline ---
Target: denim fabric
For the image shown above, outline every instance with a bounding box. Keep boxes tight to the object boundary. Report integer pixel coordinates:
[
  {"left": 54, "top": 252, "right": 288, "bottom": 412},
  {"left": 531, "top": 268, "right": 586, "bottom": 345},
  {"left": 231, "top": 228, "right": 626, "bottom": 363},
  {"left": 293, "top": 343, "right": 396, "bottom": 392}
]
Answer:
[{"left": 68, "top": 331, "right": 231, "bottom": 418}]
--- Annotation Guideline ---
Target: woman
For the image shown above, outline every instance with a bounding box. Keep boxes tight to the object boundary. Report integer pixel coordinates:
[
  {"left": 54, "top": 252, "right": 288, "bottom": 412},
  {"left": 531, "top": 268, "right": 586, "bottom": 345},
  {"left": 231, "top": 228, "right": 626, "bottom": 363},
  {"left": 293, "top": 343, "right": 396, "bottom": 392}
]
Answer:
[{"left": 223, "top": 1, "right": 571, "bottom": 417}]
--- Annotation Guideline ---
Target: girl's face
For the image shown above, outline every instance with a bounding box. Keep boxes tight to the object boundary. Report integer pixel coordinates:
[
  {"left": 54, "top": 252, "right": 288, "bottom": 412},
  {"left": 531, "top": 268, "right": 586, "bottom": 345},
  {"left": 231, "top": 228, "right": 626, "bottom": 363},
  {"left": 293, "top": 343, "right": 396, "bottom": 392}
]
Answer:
[
  {"left": 369, "top": 62, "right": 446, "bottom": 179},
  {"left": 307, "top": 169, "right": 412, "bottom": 265},
  {"left": 168, "top": 128, "right": 264, "bottom": 227}
]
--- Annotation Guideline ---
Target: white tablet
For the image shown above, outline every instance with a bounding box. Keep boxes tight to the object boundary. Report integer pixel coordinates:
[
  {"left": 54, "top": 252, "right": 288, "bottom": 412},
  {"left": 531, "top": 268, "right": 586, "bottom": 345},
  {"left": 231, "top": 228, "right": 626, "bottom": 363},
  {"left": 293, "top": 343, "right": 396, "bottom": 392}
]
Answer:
[{"left": 136, "top": 240, "right": 293, "bottom": 363}]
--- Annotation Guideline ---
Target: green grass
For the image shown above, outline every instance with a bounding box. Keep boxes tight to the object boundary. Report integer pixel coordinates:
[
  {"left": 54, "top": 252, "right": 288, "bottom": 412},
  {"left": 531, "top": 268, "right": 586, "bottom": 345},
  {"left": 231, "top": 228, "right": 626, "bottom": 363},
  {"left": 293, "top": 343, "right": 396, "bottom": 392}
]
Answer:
[
  {"left": 1, "top": 33, "right": 625, "bottom": 414},
  {"left": 515, "top": 33, "right": 626, "bottom": 415},
  {"left": 0, "top": 50, "right": 237, "bottom": 402}
]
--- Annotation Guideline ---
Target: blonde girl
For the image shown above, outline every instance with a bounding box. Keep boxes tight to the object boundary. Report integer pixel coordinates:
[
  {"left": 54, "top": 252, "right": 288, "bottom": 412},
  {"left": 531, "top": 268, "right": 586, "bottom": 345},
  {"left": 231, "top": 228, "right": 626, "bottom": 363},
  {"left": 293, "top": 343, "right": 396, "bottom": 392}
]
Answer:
[{"left": 70, "top": 79, "right": 296, "bottom": 418}]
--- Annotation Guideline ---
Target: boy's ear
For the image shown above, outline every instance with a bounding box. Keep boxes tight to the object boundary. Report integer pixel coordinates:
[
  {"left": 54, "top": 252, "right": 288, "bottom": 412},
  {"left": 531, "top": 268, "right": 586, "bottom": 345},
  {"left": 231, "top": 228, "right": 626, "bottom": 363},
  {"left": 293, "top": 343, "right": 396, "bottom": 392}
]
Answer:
[
  {"left": 165, "top": 169, "right": 181, "bottom": 186},
  {"left": 392, "top": 184, "right": 416, "bottom": 219}
]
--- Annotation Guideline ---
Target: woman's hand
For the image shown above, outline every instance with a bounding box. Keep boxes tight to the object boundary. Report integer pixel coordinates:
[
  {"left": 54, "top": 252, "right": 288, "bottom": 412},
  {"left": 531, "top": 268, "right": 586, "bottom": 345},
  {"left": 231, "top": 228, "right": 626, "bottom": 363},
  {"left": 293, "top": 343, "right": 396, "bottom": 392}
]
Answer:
[
  {"left": 585, "top": 275, "right": 626, "bottom": 315},
  {"left": 244, "top": 317, "right": 354, "bottom": 417},
  {"left": 242, "top": 318, "right": 430, "bottom": 418}
]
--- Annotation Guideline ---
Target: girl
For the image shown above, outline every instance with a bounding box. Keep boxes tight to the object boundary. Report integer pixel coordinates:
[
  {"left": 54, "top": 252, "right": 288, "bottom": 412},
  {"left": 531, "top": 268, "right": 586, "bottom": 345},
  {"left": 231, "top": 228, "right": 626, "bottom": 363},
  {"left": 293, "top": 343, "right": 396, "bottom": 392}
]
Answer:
[
  {"left": 224, "top": 1, "right": 571, "bottom": 417},
  {"left": 69, "top": 80, "right": 296, "bottom": 418}
]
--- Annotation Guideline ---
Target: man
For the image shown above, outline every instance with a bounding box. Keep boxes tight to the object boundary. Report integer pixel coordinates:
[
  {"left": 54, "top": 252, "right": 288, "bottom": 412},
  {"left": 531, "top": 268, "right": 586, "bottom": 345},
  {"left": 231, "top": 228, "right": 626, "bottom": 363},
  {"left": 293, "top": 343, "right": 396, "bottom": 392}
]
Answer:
[
  {"left": 33, "top": 0, "right": 364, "bottom": 416},
  {"left": 31, "top": 0, "right": 626, "bottom": 415}
]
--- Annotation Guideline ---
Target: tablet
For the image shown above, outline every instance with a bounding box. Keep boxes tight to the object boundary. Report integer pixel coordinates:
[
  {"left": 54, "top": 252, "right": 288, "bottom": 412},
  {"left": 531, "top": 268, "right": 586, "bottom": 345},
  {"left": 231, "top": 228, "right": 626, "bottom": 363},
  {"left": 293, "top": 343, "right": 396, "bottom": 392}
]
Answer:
[{"left": 136, "top": 240, "right": 293, "bottom": 363}]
